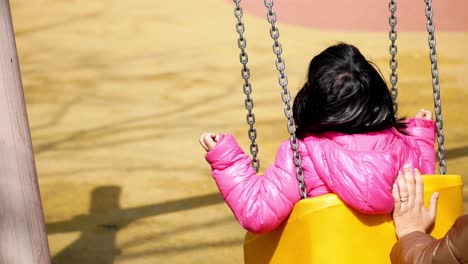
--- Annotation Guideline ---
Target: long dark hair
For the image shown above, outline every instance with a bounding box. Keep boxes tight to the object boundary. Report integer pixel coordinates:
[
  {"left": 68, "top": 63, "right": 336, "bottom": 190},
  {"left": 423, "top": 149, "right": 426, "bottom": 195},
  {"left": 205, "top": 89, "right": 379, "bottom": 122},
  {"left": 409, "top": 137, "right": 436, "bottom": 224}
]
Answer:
[{"left": 293, "top": 43, "right": 406, "bottom": 138}]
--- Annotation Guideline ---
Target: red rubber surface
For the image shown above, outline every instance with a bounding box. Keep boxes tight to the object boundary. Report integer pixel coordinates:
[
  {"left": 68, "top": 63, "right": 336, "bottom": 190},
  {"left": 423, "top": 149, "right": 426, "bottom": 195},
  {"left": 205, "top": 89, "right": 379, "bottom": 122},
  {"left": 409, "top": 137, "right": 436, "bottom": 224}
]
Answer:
[{"left": 227, "top": 0, "right": 467, "bottom": 32}]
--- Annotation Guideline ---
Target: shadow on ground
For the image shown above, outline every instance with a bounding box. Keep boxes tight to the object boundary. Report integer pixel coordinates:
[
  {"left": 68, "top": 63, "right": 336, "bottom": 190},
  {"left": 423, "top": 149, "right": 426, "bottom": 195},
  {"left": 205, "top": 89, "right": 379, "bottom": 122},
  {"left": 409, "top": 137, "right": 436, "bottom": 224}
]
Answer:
[
  {"left": 48, "top": 187, "right": 224, "bottom": 264},
  {"left": 47, "top": 146, "right": 468, "bottom": 263}
]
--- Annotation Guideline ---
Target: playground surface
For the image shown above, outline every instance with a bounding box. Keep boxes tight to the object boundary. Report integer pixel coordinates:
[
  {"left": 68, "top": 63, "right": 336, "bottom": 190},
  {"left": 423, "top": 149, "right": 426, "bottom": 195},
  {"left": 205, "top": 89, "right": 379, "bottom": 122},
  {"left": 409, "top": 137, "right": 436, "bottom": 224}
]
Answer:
[{"left": 9, "top": 0, "right": 468, "bottom": 263}]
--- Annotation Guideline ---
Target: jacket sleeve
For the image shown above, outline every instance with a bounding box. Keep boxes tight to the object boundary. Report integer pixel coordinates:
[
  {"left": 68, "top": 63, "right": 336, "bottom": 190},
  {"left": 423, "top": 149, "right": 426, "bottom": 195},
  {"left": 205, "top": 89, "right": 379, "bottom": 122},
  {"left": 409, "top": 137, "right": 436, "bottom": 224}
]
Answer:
[
  {"left": 405, "top": 118, "right": 436, "bottom": 174},
  {"left": 390, "top": 215, "right": 468, "bottom": 264},
  {"left": 205, "top": 134, "right": 303, "bottom": 234},
  {"left": 390, "top": 232, "right": 443, "bottom": 264},
  {"left": 309, "top": 139, "right": 396, "bottom": 214}
]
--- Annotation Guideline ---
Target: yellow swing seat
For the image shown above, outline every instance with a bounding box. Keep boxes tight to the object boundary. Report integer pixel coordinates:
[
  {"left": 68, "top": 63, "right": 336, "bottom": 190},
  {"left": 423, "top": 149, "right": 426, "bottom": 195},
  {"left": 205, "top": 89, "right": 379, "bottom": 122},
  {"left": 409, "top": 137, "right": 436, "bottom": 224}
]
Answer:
[{"left": 244, "top": 174, "right": 464, "bottom": 264}]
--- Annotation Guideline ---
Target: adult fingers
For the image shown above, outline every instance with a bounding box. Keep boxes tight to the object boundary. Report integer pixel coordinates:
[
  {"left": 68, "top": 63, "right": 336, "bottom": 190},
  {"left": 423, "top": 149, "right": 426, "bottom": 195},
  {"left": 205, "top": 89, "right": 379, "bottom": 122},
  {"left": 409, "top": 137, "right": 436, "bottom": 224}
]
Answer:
[
  {"left": 403, "top": 166, "right": 415, "bottom": 208},
  {"left": 428, "top": 192, "right": 439, "bottom": 220},
  {"left": 414, "top": 168, "right": 424, "bottom": 206},
  {"left": 392, "top": 183, "right": 401, "bottom": 212},
  {"left": 397, "top": 172, "right": 408, "bottom": 207}
]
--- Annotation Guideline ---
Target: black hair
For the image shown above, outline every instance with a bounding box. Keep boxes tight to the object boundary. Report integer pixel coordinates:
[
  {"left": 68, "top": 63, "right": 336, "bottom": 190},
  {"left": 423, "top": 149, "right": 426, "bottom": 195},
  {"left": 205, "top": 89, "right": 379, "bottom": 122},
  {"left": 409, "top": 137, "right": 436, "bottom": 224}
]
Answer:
[{"left": 293, "top": 43, "right": 406, "bottom": 138}]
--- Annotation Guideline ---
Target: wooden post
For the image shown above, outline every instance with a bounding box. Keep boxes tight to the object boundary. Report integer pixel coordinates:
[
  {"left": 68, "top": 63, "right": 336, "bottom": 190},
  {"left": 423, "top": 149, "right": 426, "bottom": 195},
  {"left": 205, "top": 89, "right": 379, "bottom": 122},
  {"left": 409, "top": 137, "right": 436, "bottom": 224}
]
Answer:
[{"left": 0, "top": 0, "right": 51, "bottom": 263}]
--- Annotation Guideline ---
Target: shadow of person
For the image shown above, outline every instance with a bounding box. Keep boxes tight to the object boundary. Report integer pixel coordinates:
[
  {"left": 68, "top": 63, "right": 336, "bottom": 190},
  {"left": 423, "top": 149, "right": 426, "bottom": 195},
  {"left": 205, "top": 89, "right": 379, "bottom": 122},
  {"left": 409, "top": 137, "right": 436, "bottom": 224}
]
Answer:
[
  {"left": 51, "top": 186, "right": 122, "bottom": 264},
  {"left": 48, "top": 186, "right": 224, "bottom": 263}
]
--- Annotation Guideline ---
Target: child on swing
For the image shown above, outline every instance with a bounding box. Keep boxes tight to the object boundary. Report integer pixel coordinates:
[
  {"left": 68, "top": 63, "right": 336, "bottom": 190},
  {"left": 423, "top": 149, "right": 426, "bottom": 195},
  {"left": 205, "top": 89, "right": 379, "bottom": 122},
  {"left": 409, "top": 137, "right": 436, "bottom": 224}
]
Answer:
[{"left": 200, "top": 43, "right": 435, "bottom": 234}]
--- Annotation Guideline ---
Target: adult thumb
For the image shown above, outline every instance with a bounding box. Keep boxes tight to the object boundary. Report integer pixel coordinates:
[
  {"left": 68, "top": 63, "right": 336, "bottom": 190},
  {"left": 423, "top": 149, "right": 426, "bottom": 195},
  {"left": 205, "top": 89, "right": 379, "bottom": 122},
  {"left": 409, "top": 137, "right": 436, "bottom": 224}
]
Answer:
[{"left": 429, "top": 192, "right": 439, "bottom": 220}]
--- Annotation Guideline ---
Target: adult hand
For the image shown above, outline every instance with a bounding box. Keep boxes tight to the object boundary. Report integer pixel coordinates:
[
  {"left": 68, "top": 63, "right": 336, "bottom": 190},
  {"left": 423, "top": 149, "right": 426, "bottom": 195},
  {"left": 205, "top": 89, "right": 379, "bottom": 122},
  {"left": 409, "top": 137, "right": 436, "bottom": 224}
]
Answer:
[
  {"left": 199, "top": 132, "right": 220, "bottom": 152},
  {"left": 392, "top": 166, "right": 439, "bottom": 239},
  {"left": 415, "top": 109, "right": 432, "bottom": 120}
]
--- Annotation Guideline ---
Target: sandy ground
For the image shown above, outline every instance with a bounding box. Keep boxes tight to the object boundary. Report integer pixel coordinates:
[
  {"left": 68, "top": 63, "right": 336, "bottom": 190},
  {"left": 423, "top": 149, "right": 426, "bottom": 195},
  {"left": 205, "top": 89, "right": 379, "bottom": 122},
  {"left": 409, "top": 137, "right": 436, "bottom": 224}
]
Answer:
[{"left": 8, "top": 0, "right": 468, "bottom": 263}]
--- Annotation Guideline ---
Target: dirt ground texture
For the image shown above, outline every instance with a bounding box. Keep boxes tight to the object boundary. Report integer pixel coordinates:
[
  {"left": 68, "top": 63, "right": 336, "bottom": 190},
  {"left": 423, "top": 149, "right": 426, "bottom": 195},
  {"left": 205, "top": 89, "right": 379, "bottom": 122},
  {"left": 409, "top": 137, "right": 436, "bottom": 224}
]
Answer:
[{"left": 8, "top": 0, "right": 468, "bottom": 263}]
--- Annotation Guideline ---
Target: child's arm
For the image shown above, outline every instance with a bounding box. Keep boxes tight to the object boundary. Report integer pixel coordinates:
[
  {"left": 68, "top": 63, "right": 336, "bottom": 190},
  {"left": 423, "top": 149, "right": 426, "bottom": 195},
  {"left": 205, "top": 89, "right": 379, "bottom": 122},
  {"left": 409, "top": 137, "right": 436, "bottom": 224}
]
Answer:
[
  {"left": 200, "top": 133, "right": 303, "bottom": 234},
  {"left": 405, "top": 110, "right": 436, "bottom": 174}
]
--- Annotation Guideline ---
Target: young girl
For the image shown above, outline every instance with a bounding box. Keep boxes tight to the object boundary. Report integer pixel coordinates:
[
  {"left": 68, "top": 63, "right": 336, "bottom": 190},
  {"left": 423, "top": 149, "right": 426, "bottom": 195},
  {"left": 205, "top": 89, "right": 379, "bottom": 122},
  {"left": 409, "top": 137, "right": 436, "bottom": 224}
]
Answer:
[{"left": 200, "top": 43, "right": 435, "bottom": 234}]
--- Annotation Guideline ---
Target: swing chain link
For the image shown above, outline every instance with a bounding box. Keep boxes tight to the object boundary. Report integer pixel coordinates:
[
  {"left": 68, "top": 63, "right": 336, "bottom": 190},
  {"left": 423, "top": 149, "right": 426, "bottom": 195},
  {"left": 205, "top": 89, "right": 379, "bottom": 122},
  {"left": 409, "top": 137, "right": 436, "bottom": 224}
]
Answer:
[
  {"left": 233, "top": 0, "right": 260, "bottom": 172},
  {"left": 425, "top": 0, "right": 447, "bottom": 174},
  {"left": 264, "top": 0, "right": 307, "bottom": 199},
  {"left": 388, "top": 0, "right": 399, "bottom": 117}
]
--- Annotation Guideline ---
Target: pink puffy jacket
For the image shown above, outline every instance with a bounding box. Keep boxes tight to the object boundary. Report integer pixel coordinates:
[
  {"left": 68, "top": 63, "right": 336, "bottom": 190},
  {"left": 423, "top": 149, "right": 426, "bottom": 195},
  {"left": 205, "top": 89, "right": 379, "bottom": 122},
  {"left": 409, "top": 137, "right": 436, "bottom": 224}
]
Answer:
[{"left": 205, "top": 118, "right": 435, "bottom": 234}]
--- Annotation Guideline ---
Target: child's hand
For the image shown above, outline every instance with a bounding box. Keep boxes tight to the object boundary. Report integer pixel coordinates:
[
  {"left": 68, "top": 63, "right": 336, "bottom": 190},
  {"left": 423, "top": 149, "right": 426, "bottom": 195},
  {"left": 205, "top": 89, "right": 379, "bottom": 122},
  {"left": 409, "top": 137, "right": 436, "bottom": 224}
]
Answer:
[
  {"left": 199, "top": 132, "right": 220, "bottom": 152},
  {"left": 415, "top": 109, "right": 433, "bottom": 120}
]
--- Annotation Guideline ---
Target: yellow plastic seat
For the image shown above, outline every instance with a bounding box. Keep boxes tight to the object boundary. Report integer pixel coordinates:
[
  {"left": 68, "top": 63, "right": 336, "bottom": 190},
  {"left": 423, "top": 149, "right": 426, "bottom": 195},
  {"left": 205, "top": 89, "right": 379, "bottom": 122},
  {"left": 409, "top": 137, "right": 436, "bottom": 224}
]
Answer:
[{"left": 244, "top": 175, "right": 464, "bottom": 264}]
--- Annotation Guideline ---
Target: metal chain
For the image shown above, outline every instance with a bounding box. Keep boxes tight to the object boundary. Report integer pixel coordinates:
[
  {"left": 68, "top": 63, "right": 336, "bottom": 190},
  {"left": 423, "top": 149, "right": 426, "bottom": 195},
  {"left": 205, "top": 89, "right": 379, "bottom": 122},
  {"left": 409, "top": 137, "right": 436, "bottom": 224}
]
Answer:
[
  {"left": 388, "top": 0, "right": 399, "bottom": 117},
  {"left": 424, "top": 0, "right": 447, "bottom": 174},
  {"left": 264, "top": 0, "right": 307, "bottom": 199},
  {"left": 233, "top": 0, "right": 260, "bottom": 172}
]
